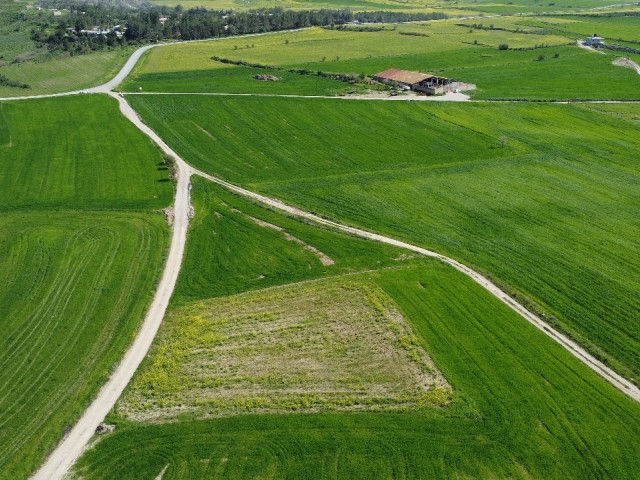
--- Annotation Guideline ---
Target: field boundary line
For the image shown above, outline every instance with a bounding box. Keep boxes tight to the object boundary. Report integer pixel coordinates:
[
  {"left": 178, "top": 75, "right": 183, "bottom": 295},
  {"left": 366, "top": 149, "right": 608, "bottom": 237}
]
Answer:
[{"left": 190, "top": 168, "right": 640, "bottom": 404}]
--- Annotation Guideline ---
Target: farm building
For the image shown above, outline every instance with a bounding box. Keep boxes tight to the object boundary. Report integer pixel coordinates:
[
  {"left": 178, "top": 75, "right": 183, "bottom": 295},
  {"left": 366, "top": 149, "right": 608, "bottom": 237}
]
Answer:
[
  {"left": 373, "top": 69, "right": 452, "bottom": 95},
  {"left": 584, "top": 34, "right": 605, "bottom": 47}
]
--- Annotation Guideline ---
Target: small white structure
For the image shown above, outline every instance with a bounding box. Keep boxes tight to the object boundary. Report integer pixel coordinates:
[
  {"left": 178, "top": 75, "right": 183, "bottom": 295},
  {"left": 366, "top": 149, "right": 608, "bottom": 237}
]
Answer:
[{"left": 584, "top": 34, "right": 605, "bottom": 47}]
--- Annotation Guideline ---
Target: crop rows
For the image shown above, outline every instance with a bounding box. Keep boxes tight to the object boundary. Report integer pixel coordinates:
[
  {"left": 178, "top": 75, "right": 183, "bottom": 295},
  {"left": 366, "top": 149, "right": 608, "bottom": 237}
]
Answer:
[
  {"left": 0, "top": 95, "right": 171, "bottom": 479},
  {"left": 128, "top": 95, "right": 640, "bottom": 382}
]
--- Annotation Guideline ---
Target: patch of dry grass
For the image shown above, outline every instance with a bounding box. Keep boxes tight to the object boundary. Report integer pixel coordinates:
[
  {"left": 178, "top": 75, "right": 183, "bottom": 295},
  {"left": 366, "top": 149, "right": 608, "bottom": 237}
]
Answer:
[{"left": 119, "top": 278, "right": 450, "bottom": 421}]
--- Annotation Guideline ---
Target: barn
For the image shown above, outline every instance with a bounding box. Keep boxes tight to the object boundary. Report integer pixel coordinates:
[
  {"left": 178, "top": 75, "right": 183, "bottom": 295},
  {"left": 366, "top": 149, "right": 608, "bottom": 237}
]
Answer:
[{"left": 373, "top": 68, "right": 452, "bottom": 95}]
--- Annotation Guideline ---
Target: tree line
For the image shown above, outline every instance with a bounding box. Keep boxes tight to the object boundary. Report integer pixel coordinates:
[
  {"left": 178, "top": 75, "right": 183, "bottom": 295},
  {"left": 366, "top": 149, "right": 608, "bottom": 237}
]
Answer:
[{"left": 32, "top": 0, "right": 447, "bottom": 54}]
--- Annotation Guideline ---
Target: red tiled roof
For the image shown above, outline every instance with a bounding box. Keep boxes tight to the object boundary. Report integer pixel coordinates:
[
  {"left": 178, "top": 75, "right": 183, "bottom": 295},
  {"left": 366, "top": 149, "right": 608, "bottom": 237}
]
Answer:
[{"left": 374, "top": 68, "right": 432, "bottom": 84}]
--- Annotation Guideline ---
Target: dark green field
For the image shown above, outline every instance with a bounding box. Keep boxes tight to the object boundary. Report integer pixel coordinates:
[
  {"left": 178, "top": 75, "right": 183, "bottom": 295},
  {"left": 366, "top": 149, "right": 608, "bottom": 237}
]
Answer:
[
  {"left": 127, "top": 94, "right": 640, "bottom": 383},
  {"left": 0, "top": 96, "right": 172, "bottom": 210},
  {"left": 0, "top": 95, "right": 172, "bottom": 479},
  {"left": 74, "top": 260, "right": 640, "bottom": 479}
]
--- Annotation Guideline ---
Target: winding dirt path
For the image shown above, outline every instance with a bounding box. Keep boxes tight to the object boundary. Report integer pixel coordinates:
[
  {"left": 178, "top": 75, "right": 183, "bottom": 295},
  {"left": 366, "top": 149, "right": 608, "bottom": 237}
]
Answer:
[
  {"left": 190, "top": 169, "right": 640, "bottom": 404},
  {"left": 24, "top": 35, "right": 640, "bottom": 480},
  {"left": 29, "top": 97, "right": 193, "bottom": 480}
]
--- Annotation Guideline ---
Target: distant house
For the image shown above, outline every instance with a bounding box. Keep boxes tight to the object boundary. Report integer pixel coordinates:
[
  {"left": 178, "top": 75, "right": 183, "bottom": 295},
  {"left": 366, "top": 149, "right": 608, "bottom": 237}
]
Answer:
[
  {"left": 584, "top": 34, "right": 605, "bottom": 47},
  {"left": 373, "top": 68, "right": 452, "bottom": 95},
  {"left": 159, "top": 17, "right": 169, "bottom": 25}
]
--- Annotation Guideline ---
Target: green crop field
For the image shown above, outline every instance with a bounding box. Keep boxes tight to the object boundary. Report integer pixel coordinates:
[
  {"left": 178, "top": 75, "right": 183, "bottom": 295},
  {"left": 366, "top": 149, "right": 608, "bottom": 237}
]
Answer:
[
  {"left": 127, "top": 94, "right": 640, "bottom": 384},
  {"left": 0, "top": 96, "right": 172, "bottom": 210},
  {"left": 74, "top": 260, "right": 640, "bottom": 479},
  {"left": 0, "top": 48, "right": 135, "bottom": 98},
  {"left": 4, "top": 6, "right": 640, "bottom": 480},
  {"left": 172, "top": 178, "right": 407, "bottom": 304},
  {"left": 126, "top": 64, "right": 358, "bottom": 95},
  {"left": 0, "top": 95, "right": 172, "bottom": 479},
  {"left": 122, "top": 26, "right": 640, "bottom": 100}
]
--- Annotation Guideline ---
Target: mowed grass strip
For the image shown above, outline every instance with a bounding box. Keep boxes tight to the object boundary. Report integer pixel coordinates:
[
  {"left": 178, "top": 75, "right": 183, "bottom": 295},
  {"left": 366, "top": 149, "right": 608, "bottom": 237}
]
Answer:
[
  {"left": 129, "top": 95, "right": 640, "bottom": 381},
  {"left": 0, "top": 96, "right": 173, "bottom": 211},
  {"left": 0, "top": 211, "right": 168, "bottom": 480},
  {"left": 173, "top": 178, "right": 415, "bottom": 305},
  {"left": 74, "top": 260, "right": 640, "bottom": 479},
  {"left": 121, "top": 277, "right": 450, "bottom": 421}
]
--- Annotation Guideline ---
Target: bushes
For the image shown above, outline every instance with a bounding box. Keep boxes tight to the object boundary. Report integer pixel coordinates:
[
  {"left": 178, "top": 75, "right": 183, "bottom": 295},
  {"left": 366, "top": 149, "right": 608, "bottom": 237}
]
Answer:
[{"left": 0, "top": 74, "right": 30, "bottom": 89}]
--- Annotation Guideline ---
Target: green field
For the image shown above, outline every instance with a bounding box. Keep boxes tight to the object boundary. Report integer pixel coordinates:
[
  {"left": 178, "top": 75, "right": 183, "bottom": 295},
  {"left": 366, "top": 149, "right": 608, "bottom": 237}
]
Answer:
[
  {"left": 0, "top": 48, "right": 135, "bottom": 98},
  {"left": 122, "top": 26, "right": 640, "bottom": 100},
  {"left": 172, "top": 178, "right": 407, "bottom": 304},
  {"left": 0, "top": 96, "right": 172, "bottom": 210},
  {"left": 127, "top": 94, "right": 640, "bottom": 384},
  {"left": 0, "top": 95, "right": 172, "bottom": 479},
  {"left": 74, "top": 260, "right": 640, "bottom": 479},
  {"left": 525, "top": 14, "right": 640, "bottom": 43}
]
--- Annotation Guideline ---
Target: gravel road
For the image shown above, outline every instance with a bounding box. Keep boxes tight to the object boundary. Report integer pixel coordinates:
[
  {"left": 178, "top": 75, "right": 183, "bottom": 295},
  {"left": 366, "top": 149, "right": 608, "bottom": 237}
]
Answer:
[{"left": 24, "top": 36, "right": 640, "bottom": 480}]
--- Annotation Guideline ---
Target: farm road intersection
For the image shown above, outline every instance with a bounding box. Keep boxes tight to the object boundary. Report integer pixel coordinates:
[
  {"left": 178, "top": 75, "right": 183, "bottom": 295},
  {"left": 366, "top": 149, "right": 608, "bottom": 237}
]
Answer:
[{"left": 0, "top": 37, "right": 637, "bottom": 480}]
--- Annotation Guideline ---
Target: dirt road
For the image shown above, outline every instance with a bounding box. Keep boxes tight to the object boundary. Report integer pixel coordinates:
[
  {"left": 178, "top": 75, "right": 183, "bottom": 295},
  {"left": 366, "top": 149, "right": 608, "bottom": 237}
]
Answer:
[
  {"left": 29, "top": 95, "right": 193, "bottom": 480},
  {"left": 613, "top": 57, "right": 640, "bottom": 75},
  {"left": 191, "top": 168, "right": 640, "bottom": 404},
  {"left": 25, "top": 34, "right": 640, "bottom": 480}
]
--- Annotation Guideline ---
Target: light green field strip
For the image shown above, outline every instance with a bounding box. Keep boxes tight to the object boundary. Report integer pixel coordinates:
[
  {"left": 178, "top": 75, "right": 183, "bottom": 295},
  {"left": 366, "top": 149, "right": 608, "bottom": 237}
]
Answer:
[
  {"left": 126, "top": 24, "right": 571, "bottom": 75},
  {"left": 0, "top": 48, "right": 135, "bottom": 98}
]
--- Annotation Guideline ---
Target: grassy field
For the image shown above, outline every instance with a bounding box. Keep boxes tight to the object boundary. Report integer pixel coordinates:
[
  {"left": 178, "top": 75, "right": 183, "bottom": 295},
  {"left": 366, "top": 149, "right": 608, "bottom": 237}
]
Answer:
[
  {"left": 127, "top": 94, "right": 640, "bottom": 384},
  {"left": 127, "top": 95, "right": 514, "bottom": 183},
  {"left": 122, "top": 25, "right": 640, "bottom": 100},
  {"left": 74, "top": 260, "right": 640, "bottom": 479},
  {"left": 0, "top": 48, "right": 135, "bottom": 98},
  {"left": 126, "top": 64, "right": 358, "bottom": 95},
  {"left": 126, "top": 24, "right": 571, "bottom": 72},
  {"left": 0, "top": 95, "right": 172, "bottom": 479},
  {"left": 525, "top": 14, "right": 640, "bottom": 43},
  {"left": 0, "top": 211, "right": 168, "bottom": 479},
  {"left": 172, "top": 178, "right": 408, "bottom": 304},
  {"left": 0, "top": 96, "right": 172, "bottom": 210}
]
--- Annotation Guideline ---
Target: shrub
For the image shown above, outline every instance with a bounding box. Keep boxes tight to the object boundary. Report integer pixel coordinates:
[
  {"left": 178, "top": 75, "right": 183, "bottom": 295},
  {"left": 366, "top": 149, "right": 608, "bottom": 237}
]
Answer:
[{"left": 499, "top": 43, "right": 509, "bottom": 50}]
